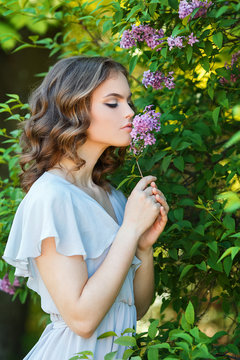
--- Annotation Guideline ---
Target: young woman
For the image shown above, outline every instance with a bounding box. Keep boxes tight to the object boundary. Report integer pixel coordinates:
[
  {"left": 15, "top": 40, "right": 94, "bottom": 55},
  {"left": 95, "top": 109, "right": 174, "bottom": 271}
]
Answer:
[{"left": 3, "top": 56, "right": 169, "bottom": 359}]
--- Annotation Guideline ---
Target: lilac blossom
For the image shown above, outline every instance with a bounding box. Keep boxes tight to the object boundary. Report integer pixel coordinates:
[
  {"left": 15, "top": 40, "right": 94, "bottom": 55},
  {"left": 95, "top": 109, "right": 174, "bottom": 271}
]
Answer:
[
  {"left": 130, "top": 105, "right": 161, "bottom": 156},
  {"left": 120, "top": 30, "right": 137, "bottom": 49},
  {"left": 0, "top": 274, "right": 20, "bottom": 295},
  {"left": 219, "top": 51, "right": 240, "bottom": 85},
  {"left": 188, "top": 32, "right": 199, "bottom": 46},
  {"left": 179, "top": 0, "right": 213, "bottom": 20},
  {"left": 120, "top": 24, "right": 165, "bottom": 51},
  {"left": 142, "top": 69, "right": 175, "bottom": 90},
  {"left": 231, "top": 50, "right": 240, "bottom": 67},
  {"left": 167, "top": 36, "right": 185, "bottom": 51}
]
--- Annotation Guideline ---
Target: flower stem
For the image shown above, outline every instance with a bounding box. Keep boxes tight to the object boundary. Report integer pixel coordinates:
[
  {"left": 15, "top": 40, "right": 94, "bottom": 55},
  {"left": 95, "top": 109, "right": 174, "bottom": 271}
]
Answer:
[{"left": 136, "top": 159, "right": 143, "bottom": 178}]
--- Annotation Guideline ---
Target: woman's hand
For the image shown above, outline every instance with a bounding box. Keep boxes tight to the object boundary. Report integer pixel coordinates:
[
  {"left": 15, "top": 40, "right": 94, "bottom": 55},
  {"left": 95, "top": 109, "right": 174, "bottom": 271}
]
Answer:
[
  {"left": 122, "top": 176, "right": 162, "bottom": 238},
  {"left": 137, "top": 181, "right": 169, "bottom": 252}
]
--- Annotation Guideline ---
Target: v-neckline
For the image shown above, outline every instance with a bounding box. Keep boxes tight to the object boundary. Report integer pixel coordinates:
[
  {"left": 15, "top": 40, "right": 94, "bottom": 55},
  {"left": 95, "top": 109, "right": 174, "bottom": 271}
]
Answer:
[{"left": 44, "top": 171, "right": 120, "bottom": 226}]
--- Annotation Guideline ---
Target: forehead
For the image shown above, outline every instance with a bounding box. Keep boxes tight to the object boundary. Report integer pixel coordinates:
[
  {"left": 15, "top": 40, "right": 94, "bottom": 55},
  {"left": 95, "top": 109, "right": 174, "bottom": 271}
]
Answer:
[{"left": 92, "top": 71, "right": 130, "bottom": 98}]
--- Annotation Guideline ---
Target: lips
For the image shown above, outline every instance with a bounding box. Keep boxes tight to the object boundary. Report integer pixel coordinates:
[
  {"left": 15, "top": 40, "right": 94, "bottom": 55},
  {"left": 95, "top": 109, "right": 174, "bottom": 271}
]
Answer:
[{"left": 121, "top": 123, "right": 133, "bottom": 129}]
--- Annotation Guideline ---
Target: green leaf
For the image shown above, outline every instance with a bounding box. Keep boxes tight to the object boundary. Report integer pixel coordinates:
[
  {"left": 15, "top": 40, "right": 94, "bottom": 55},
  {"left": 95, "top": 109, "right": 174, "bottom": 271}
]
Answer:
[
  {"left": 97, "top": 331, "right": 117, "bottom": 339},
  {"left": 169, "top": 330, "right": 193, "bottom": 344},
  {"left": 172, "top": 23, "right": 181, "bottom": 37},
  {"left": 102, "top": 20, "right": 112, "bottom": 35},
  {"left": 161, "top": 155, "right": 172, "bottom": 172},
  {"left": 217, "top": 90, "right": 228, "bottom": 108},
  {"left": 200, "top": 57, "right": 210, "bottom": 72},
  {"left": 205, "top": 40, "right": 213, "bottom": 56},
  {"left": 114, "top": 335, "right": 136, "bottom": 347},
  {"left": 161, "top": 47, "right": 167, "bottom": 58},
  {"left": 218, "top": 247, "right": 240, "bottom": 262},
  {"left": 169, "top": 248, "right": 178, "bottom": 260},
  {"left": 147, "top": 347, "right": 158, "bottom": 360},
  {"left": 126, "top": 5, "right": 142, "bottom": 21},
  {"left": 149, "top": 343, "right": 171, "bottom": 350},
  {"left": 175, "top": 341, "right": 189, "bottom": 353},
  {"left": 216, "top": 5, "right": 228, "bottom": 18},
  {"left": 182, "top": 14, "right": 191, "bottom": 26},
  {"left": 181, "top": 313, "right": 191, "bottom": 332},
  {"left": 148, "top": 319, "right": 159, "bottom": 339},
  {"left": 186, "top": 46, "right": 193, "bottom": 64},
  {"left": 185, "top": 301, "right": 195, "bottom": 325},
  {"left": 122, "top": 349, "right": 134, "bottom": 360},
  {"left": 212, "top": 32, "right": 223, "bottom": 48},
  {"left": 19, "top": 288, "right": 28, "bottom": 304},
  {"left": 223, "top": 256, "right": 232, "bottom": 276},
  {"left": 208, "top": 86, "right": 214, "bottom": 100},
  {"left": 173, "top": 156, "right": 184, "bottom": 172},
  {"left": 168, "top": 0, "right": 178, "bottom": 10},
  {"left": 194, "top": 225, "right": 205, "bottom": 236},
  {"left": 12, "top": 43, "right": 35, "bottom": 53},
  {"left": 171, "top": 185, "right": 189, "bottom": 195},
  {"left": 173, "top": 208, "right": 184, "bottom": 221},
  {"left": 149, "top": 3, "right": 157, "bottom": 16},
  {"left": 212, "top": 107, "right": 220, "bottom": 126},
  {"left": 192, "top": 344, "right": 215, "bottom": 359},
  {"left": 207, "top": 241, "right": 218, "bottom": 253},
  {"left": 121, "top": 328, "right": 136, "bottom": 335},
  {"left": 104, "top": 351, "right": 117, "bottom": 360},
  {"left": 223, "top": 214, "right": 235, "bottom": 231},
  {"left": 180, "top": 265, "right": 194, "bottom": 280},
  {"left": 196, "top": 261, "right": 207, "bottom": 272},
  {"left": 129, "top": 55, "right": 138, "bottom": 75},
  {"left": 224, "top": 131, "right": 240, "bottom": 148}
]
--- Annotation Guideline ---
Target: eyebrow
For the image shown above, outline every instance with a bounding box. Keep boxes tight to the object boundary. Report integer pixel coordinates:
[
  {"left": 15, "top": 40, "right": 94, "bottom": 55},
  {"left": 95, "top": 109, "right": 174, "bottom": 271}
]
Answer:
[{"left": 103, "top": 92, "right": 132, "bottom": 99}]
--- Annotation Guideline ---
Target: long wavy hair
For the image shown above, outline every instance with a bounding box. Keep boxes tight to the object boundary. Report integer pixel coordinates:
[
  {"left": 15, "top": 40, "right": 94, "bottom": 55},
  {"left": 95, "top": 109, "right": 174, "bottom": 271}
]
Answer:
[{"left": 18, "top": 56, "right": 133, "bottom": 193}]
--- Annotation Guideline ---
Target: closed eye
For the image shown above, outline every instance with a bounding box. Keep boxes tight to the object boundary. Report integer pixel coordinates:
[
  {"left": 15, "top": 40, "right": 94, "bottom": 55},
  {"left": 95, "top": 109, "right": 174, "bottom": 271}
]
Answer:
[{"left": 105, "top": 102, "right": 134, "bottom": 109}]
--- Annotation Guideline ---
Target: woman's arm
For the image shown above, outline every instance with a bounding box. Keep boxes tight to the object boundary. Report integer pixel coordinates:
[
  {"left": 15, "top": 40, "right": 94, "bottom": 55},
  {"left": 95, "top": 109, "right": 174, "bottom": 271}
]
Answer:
[
  {"left": 36, "top": 224, "right": 139, "bottom": 339},
  {"left": 133, "top": 182, "right": 169, "bottom": 320},
  {"left": 133, "top": 247, "right": 154, "bottom": 320}
]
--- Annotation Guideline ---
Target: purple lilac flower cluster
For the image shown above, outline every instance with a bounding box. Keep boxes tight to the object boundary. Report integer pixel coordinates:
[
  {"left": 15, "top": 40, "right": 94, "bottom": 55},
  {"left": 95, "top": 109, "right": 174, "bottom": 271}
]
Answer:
[
  {"left": 142, "top": 70, "right": 175, "bottom": 90},
  {"left": 219, "top": 51, "right": 240, "bottom": 85},
  {"left": 0, "top": 274, "right": 20, "bottom": 295},
  {"left": 179, "top": 0, "right": 213, "bottom": 19},
  {"left": 130, "top": 105, "right": 161, "bottom": 155},
  {"left": 167, "top": 32, "right": 199, "bottom": 51},
  {"left": 120, "top": 24, "right": 165, "bottom": 51}
]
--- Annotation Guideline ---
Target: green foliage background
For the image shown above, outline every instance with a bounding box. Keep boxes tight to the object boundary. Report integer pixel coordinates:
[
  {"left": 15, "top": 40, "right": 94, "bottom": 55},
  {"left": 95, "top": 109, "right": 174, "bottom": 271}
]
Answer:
[{"left": 0, "top": 0, "right": 240, "bottom": 359}]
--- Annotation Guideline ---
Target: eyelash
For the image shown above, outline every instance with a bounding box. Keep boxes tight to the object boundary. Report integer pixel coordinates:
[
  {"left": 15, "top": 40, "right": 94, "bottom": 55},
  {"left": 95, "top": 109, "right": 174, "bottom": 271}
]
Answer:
[{"left": 106, "top": 102, "right": 133, "bottom": 108}]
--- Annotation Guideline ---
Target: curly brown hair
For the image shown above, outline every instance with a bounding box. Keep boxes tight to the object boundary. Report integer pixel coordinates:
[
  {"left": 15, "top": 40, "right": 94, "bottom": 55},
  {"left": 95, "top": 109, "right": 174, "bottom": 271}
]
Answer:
[{"left": 18, "top": 56, "right": 133, "bottom": 193}]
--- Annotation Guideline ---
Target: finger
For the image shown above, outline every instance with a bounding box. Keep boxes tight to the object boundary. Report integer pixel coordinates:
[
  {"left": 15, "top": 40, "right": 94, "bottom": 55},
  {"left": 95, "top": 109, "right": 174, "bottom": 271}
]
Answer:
[
  {"left": 153, "top": 188, "right": 167, "bottom": 202},
  {"left": 143, "top": 186, "right": 156, "bottom": 196},
  {"left": 135, "top": 176, "right": 157, "bottom": 191},
  {"left": 155, "top": 194, "right": 169, "bottom": 213},
  {"left": 160, "top": 206, "right": 168, "bottom": 223},
  {"left": 152, "top": 187, "right": 167, "bottom": 201},
  {"left": 150, "top": 182, "right": 157, "bottom": 188},
  {"left": 158, "top": 206, "right": 168, "bottom": 227},
  {"left": 150, "top": 194, "right": 158, "bottom": 203}
]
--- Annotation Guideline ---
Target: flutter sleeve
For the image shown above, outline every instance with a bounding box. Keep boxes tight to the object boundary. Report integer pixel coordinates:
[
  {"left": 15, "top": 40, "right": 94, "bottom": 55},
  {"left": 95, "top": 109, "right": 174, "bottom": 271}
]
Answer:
[{"left": 2, "top": 185, "right": 88, "bottom": 279}]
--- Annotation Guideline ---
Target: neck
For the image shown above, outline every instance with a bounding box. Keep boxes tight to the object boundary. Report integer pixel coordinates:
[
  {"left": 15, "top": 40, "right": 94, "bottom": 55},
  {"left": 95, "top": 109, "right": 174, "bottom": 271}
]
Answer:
[{"left": 53, "top": 139, "right": 108, "bottom": 189}]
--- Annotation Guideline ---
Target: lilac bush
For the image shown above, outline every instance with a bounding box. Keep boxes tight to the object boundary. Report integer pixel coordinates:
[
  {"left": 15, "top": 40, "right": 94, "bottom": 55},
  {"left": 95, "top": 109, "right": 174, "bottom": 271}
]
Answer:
[
  {"left": 0, "top": 274, "right": 20, "bottom": 295},
  {"left": 178, "top": 0, "right": 213, "bottom": 19},
  {"left": 142, "top": 69, "right": 175, "bottom": 90},
  {"left": 130, "top": 105, "right": 161, "bottom": 156},
  {"left": 120, "top": 24, "right": 165, "bottom": 51}
]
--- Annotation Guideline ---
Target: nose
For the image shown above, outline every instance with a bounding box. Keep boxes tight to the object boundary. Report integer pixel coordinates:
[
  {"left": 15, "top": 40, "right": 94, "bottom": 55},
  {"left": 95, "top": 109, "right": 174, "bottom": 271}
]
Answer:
[{"left": 125, "top": 104, "right": 135, "bottom": 120}]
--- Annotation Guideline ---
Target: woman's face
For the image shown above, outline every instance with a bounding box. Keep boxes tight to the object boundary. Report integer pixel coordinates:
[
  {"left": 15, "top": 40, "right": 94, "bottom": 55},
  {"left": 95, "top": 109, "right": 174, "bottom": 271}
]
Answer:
[{"left": 86, "top": 71, "right": 135, "bottom": 148}]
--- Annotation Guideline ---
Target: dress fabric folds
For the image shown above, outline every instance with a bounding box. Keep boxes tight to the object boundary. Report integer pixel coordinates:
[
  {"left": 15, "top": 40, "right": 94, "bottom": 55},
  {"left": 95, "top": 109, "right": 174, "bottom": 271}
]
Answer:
[{"left": 3, "top": 171, "right": 141, "bottom": 360}]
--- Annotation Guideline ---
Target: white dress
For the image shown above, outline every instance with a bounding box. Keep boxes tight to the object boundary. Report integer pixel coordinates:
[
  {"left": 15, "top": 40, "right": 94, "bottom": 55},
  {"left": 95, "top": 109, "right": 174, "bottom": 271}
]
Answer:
[{"left": 3, "top": 171, "right": 141, "bottom": 360}]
